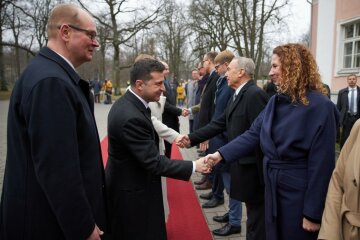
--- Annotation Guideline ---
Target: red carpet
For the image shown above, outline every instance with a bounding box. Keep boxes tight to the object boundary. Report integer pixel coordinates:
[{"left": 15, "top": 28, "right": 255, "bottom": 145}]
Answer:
[{"left": 100, "top": 137, "right": 212, "bottom": 240}]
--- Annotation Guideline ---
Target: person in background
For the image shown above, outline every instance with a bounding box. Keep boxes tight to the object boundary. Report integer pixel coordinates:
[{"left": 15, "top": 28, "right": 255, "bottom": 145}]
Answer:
[
  {"left": 203, "top": 43, "right": 339, "bottom": 240},
  {"left": 187, "top": 69, "right": 200, "bottom": 133},
  {"left": 318, "top": 118, "right": 360, "bottom": 240},
  {"left": 104, "top": 79, "right": 113, "bottom": 104},
  {"left": 0, "top": 4, "right": 108, "bottom": 239},
  {"left": 336, "top": 74, "right": 359, "bottom": 148},
  {"left": 176, "top": 81, "right": 185, "bottom": 106},
  {"left": 263, "top": 78, "right": 277, "bottom": 98}
]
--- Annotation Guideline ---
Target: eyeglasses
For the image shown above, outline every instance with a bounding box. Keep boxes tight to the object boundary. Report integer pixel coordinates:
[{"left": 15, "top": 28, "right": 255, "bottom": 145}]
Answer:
[
  {"left": 59, "top": 24, "right": 97, "bottom": 41},
  {"left": 214, "top": 62, "right": 225, "bottom": 70}
]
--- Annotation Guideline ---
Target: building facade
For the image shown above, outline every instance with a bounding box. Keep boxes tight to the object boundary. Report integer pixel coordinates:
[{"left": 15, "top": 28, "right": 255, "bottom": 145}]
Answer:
[{"left": 310, "top": 0, "right": 360, "bottom": 94}]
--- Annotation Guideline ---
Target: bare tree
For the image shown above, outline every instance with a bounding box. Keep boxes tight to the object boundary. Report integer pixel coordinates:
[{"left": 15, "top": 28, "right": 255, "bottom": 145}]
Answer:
[
  {"left": 156, "top": 1, "right": 190, "bottom": 81},
  {"left": 0, "top": 0, "right": 10, "bottom": 90},
  {"left": 78, "top": 0, "right": 162, "bottom": 90},
  {"left": 189, "top": 0, "right": 288, "bottom": 80}
]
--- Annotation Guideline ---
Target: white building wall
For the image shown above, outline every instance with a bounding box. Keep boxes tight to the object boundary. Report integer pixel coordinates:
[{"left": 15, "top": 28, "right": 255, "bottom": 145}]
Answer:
[{"left": 316, "top": 0, "right": 336, "bottom": 86}]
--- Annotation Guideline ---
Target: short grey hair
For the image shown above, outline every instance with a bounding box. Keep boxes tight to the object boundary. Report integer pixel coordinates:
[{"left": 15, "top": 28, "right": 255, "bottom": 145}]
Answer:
[{"left": 234, "top": 57, "right": 255, "bottom": 78}]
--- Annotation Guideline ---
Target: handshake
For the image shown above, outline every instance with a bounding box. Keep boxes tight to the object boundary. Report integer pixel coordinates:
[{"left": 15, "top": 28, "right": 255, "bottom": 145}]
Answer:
[{"left": 173, "top": 135, "right": 224, "bottom": 173}]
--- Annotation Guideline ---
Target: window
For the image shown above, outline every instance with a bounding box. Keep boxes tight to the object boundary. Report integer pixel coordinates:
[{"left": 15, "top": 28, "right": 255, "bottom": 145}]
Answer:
[{"left": 342, "top": 21, "right": 360, "bottom": 69}]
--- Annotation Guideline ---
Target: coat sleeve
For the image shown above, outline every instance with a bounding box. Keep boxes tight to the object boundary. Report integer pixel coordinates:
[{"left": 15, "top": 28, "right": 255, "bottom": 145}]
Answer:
[
  {"left": 318, "top": 120, "right": 360, "bottom": 239},
  {"left": 122, "top": 117, "right": 192, "bottom": 180},
  {"left": 188, "top": 112, "right": 227, "bottom": 146},
  {"left": 164, "top": 101, "right": 182, "bottom": 116},
  {"left": 303, "top": 102, "right": 339, "bottom": 221},
  {"left": 151, "top": 116, "right": 179, "bottom": 144},
  {"left": 25, "top": 78, "right": 95, "bottom": 239},
  {"left": 218, "top": 110, "right": 263, "bottom": 163}
]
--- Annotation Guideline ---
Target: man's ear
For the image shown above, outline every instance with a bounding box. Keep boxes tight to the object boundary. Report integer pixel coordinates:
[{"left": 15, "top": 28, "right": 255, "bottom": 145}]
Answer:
[
  {"left": 59, "top": 25, "right": 70, "bottom": 42},
  {"left": 135, "top": 79, "right": 144, "bottom": 91}
]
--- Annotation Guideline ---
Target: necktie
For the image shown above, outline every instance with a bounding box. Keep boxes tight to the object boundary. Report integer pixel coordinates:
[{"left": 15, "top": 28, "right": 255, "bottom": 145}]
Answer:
[
  {"left": 233, "top": 93, "right": 238, "bottom": 102},
  {"left": 350, "top": 88, "right": 355, "bottom": 114},
  {"left": 214, "top": 77, "right": 224, "bottom": 104},
  {"left": 146, "top": 107, "right": 151, "bottom": 117}
]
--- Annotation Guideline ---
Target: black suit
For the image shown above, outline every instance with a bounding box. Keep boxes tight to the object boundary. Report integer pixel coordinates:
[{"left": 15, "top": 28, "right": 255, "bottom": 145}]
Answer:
[
  {"left": 337, "top": 86, "right": 360, "bottom": 147},
  {"left": 105, "top": 91, "right": 193, "bottom": 240},
  {"left": 189, "top": 80, "right": 268, "bottom": 240},
  {"left": 1, "top": 47, "right": 107, "bottom": 239},
  {"left": 162, "top": 79, "right": 182, "bottom": 158},
  {"left": 198, "top": 70, "right": 220, "bottom": 128}
]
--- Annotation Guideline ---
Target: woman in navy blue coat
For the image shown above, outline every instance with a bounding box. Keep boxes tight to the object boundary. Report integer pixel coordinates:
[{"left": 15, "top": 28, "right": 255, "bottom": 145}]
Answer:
[{"left": 205, "top": 43, "right": 339, "bottom": 240}]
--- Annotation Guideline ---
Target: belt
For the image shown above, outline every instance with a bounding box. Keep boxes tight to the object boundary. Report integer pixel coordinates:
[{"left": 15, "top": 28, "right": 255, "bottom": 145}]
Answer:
[{"left": 266, "top": 159, "right": 307, "bottom": 222}]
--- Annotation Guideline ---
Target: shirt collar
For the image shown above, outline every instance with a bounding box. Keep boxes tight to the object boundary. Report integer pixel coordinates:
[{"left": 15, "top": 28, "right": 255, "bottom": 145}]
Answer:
[
  {"left": 235, "top": 80, "right": 248, "bottom": 95},
  {"left": 52, "top": 51, "right": 76, "bottom": 71},
  {"left": 128, "top": 88, "right": 149, "bottom": 108}
]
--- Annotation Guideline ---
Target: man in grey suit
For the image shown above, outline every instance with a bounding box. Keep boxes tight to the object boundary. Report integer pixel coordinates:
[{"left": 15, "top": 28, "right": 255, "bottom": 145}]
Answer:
[{"left": 105, "top": 59, "right": 209, "bottom": 240}]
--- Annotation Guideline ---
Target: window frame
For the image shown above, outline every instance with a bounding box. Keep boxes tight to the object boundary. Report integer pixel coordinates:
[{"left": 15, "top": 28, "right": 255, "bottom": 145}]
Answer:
[{"left": 336, "top": 17, "right": 360, "bottom": 75}]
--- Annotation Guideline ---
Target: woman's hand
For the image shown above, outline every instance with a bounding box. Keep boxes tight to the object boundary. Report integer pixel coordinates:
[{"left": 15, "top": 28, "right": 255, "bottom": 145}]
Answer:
[{"left": 302, "top": 217, "right": 320, "bottom": 232}]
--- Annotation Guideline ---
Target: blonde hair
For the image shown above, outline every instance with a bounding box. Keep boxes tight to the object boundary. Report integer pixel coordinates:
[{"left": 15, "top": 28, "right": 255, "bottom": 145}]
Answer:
[
  {"left": 134, "top": 54, "right": 155, "bottom": 63},
  {"left": 214, "top": 50, "right": 234, "bottom": 65},
  {"left": 273, "top": 43, "right": 327, "bottom": 105}
]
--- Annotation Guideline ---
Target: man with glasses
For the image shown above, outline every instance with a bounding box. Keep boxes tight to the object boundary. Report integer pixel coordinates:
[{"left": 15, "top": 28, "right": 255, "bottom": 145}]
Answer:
[{"left": 1, "top": 4, "right": 107, "bottom": 240}]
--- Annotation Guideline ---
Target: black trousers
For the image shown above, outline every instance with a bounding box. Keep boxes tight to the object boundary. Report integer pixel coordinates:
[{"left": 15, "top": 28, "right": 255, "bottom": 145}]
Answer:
[
  {"left": 245, "top": 201, "right": 265, "bottom": 240},
  {"left": 340, "top": 114, "right": 359, "bottom": 148}
]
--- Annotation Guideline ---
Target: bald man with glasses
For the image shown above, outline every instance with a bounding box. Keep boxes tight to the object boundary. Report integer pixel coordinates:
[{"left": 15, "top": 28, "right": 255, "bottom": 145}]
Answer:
[{"left": 1, "top": 4, "right": 107, "bottom": 240}]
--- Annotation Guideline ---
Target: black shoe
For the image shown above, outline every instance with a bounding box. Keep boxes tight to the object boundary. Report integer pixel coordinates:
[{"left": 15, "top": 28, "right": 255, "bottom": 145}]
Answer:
[
  {"left": 213, "top": 212, "right": 229, "bottom": 223},
  {"left": 202, "top": 197, "right": 224, "bottom": 208},
  {"left": 195, "top": 181, "right": 212, "bottom": 190},
  {"left": 212, "top": 223, "right": 241, "bottom": 236},
  {"left": 193, "top": 175, "right": 206, "bottom": 185},
  {"left": 199, "top": 191, "right": 213, "bottom": 200}
]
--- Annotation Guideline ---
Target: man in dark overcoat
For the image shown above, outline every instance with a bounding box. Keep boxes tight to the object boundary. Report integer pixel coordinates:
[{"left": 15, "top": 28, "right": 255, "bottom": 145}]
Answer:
[{"left": 0, "top": 4, "right": 108, "bottom": 239}]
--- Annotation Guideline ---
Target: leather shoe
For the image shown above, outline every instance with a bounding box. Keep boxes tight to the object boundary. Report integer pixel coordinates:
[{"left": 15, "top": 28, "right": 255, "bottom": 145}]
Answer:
[
  {"left": 199, "top": 191, "right": 213, "bottom": 200},
  {"left": 213, "top": 212, "right": 229, "bottom": 223},
  {"left": 212, "top": 223, "right": 241, "bottom": 236},
  {"left": 195, "top": 181, "right": 212, "bottom": 190},
  {"left": 193, "top": 175, "right": 206, "bottom": 185},
  {"left": 202, "top": 197, "right": 224, "bottom": 208}
]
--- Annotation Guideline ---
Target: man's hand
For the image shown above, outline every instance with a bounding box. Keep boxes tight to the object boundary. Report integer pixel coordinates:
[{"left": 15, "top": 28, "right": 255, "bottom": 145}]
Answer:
[
  {"left": 199, "top": 140, "right": 209, "bottom": 151},
  {"left": 195, "top": 157, "right": 212, "bottom": 173},
  {"left": 175, "top": 134, "right": 191, "bottom": 148},
  {"left": 302, "top": 217, "right": 320, "bottom": 232},
  {"left": 87, "top": 225, "right": 103, "bottom": 240},
  {"left": 181, "top": 108, "right": 190, "bottom": 117},
  {"left": 204, "top": 151, "right": 223, "bottom": 167}
]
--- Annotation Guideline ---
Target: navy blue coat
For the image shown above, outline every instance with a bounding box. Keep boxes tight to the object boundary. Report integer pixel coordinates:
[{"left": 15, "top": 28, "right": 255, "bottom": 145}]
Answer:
[
  {"left": 0, "top": 47, "right": 108, "bottom": 239},
  {"left": 219, "top": 91, "right": 339, "bottom": 240},
  {"left": 207, "top": 76, "right": 234, "bottom": 154}
]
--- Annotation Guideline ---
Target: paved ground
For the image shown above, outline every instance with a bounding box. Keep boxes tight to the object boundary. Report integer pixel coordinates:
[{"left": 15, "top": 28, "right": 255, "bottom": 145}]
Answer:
[{"left": 0, "top": 100, "right": 246, "bottom": 239}]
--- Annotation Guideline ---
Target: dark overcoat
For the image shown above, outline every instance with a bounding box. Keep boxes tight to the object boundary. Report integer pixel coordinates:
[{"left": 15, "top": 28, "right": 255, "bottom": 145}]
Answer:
[
  {"left": 198, "top": 70, "right": 219, "bottom": 128},
  {"left": 105, "top": 91, "right": 193, "bottom": 240},
  {"left": 0, "top": 47, "right": 108, "bottom": 239},
  {"left": 189, "top": 80, "right": 268, "bottom": 202},
  {"left": 219, "top": 91, "right": 339, "bottom": 240}
]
